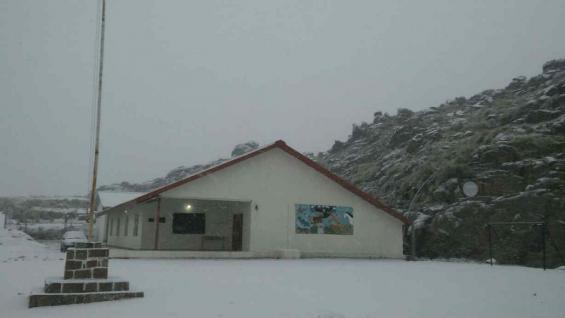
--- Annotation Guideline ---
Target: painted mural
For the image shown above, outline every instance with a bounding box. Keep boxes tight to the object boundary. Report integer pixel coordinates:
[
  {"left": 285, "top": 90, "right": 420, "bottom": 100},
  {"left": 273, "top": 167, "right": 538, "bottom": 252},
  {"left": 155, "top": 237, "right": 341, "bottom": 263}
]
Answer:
[{"left": 295, "top": 204, "right": 353, "bottom": 235}]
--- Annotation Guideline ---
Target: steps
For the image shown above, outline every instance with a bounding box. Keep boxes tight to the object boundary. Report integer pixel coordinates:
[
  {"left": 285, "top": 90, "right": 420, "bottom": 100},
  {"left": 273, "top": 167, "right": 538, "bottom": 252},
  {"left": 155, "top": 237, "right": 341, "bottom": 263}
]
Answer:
[
  {"left": 44, "top": 277, "right": 131, "bottom": 293},
  {"left": 29, "top": 243, "right": 143, "bottom": 308},
  {"left": 29, "top": 291, "right": 144, "bottom": 308}
]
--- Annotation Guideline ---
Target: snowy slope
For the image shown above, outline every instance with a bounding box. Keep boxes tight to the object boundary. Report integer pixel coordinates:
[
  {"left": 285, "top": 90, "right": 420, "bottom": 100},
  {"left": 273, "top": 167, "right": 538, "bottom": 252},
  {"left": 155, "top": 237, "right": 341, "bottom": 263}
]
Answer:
[
  {"left": 0, "top": 229, "right": 60, "bottom": 263},
  {"left": 0, "top": 230, "right": 564, "bottom": 318}
]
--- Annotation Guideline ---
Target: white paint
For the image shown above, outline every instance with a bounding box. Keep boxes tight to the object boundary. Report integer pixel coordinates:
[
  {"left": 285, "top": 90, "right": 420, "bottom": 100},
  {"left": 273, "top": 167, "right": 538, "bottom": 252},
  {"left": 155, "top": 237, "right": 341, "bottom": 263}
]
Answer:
[
  {"left": 109, "top": 248, "right": 278, "bottom": 259},
  {"left": 93, "top": 214, "right": 106, "bottom": 242}
]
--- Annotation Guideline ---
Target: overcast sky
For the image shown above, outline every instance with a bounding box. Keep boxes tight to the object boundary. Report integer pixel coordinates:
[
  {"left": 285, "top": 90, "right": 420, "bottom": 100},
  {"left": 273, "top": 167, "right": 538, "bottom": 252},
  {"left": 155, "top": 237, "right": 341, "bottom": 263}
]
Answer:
[{"left": 1, "top": 0, "right": 564, "bottom": 197}]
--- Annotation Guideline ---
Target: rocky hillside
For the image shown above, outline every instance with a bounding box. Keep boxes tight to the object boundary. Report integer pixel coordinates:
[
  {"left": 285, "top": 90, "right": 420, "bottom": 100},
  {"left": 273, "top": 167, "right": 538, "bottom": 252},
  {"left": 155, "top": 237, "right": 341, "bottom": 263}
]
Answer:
[{"left": 317, "top": 59, "right": 565, "bottom": 267}]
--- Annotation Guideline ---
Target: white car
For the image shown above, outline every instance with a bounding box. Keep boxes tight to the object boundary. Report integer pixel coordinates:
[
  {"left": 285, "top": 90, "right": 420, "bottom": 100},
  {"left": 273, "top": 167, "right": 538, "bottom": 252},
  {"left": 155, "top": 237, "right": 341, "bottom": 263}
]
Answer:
[{"left": 60, "top": 231, "right": 88, "bottom": 252}]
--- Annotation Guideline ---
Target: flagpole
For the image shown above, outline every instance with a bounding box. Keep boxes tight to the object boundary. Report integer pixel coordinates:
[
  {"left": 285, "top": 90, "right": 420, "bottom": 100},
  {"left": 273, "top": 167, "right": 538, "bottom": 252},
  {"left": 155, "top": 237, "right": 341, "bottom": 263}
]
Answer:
[{"left": 88, "top": 0, "right": 106, "bottom": 241}]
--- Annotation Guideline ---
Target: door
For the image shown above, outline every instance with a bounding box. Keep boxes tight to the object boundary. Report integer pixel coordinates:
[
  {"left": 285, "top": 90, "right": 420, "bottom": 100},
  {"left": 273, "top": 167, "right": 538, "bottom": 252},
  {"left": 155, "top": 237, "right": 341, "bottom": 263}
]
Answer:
[{"left": 232, "top": 214, "right": 243, "bottom": 251}]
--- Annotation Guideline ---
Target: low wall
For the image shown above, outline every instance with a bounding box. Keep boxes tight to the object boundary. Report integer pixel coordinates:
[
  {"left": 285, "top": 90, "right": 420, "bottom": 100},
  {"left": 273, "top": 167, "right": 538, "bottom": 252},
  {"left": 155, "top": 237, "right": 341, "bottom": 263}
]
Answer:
[
  {"left": 109, "top": 248, "right": 406, "bottom": 260},
  {"left": 109, "top": 248, "right": 279, "bottom": 259}
]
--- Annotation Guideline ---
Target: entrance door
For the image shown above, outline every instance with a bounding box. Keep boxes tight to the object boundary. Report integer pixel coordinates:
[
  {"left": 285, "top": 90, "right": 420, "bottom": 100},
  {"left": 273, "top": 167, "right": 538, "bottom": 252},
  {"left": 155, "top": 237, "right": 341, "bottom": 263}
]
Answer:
[{"left": 232, "top": 214, "right": 243, "bottom": 251}]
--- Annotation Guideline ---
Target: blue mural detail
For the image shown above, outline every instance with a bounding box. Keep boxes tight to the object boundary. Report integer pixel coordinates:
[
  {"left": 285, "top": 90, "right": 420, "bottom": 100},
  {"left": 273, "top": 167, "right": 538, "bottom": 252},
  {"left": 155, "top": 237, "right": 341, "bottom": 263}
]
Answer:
[{"left": 295, "top": 204, "right": 353, "bottom": 235}]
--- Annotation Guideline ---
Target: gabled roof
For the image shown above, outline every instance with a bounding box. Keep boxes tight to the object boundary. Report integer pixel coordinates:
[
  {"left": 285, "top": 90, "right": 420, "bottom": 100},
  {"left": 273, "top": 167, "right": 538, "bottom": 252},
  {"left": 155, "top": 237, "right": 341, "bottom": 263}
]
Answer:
[
  {"left": 96, "top": 191, "right": 147, "bottom": 210},
  {"left": 99, "top": 140, "right": 409, "bottom": 224}
]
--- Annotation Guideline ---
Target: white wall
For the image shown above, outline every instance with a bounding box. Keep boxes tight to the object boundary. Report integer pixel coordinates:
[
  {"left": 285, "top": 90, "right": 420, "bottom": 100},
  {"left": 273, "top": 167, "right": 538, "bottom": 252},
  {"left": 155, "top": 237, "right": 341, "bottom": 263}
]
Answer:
[
  {"left": 106, "top": 206, "right": 144, "bottom": 249},
  {"left": 163, "top": 148, "right": 405, "bottom": 258},
  {"left": 138, "top": 199, "right": 250, "bottom": 250},
  {"left": 0, "top": 212, "right": 5, "bottom": 229},
  {"left": 94, "top": 214, "right": 106, "bottom": 242},
  {"left": 104, "top": 199, "right": 250, "bottom": 251}
]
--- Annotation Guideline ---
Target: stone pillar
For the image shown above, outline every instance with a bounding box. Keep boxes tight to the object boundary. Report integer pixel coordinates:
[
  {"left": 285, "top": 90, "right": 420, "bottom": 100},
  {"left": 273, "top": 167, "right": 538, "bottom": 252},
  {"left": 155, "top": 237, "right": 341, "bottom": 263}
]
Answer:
[
  {"left": 64, "top": 242, "right": 109, "bottom": 279},
  {"left": 29, "top": 242, "right": 143, "bottom": 308}
]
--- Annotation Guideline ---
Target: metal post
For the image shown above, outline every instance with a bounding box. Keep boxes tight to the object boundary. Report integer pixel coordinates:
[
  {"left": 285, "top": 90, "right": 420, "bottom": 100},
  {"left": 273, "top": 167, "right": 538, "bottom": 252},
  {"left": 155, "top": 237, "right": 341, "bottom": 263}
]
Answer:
[
  {"left": 547, "top": 228, "right": 565, "bottom": 264},
  {"left": 154, "top": 197, "right": 161, "bottom": 250},
  {"left": 407, "top": 174, "right": 436, "bottom": 260},
  {"left": 542, "top": 222, "right": 546, "bottom": 271},
  {"left": 411, "top": 225, "right": 416, "bottom": 260},
  {"left": 87, "top": 0, "right": 107, "bottom": 241},
  {"left": 488, "top": 224, "right": 493, "bottom": 266}
]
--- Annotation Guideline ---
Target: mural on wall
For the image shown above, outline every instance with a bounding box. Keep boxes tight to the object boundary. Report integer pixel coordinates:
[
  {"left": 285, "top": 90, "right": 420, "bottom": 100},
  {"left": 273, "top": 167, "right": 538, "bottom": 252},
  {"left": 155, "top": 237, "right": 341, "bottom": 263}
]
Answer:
[{"left": 295, "top": 204, "right": 353, "bottom": 235}]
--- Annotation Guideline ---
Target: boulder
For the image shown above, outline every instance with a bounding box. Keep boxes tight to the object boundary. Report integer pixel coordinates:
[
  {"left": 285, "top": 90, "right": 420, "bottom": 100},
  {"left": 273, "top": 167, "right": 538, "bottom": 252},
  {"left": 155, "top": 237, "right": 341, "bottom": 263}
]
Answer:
[
  {"left": 475, "top": 144, "right": 519, "bottom": 164},
  {"left": 524, "top": 109, "right": 561, "bottom": 124},
  {"left": 548, "top": 114, "right": 565, "bottom": 134},
  {"left": 542, "top": 59, "right": 565, "bottom": 74},
  {"left": 231, "top": 141, "right": 259, "bottom": 157},
  {"left": 477, "top": 170, "right": 525, "bottom": 195}
]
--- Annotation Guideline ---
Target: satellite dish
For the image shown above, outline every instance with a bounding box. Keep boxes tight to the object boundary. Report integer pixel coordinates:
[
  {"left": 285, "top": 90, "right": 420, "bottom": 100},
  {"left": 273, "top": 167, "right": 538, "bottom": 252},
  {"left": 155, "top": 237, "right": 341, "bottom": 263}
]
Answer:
[{"left": 462, "top": 181, "right": 479, "bottom": 198}]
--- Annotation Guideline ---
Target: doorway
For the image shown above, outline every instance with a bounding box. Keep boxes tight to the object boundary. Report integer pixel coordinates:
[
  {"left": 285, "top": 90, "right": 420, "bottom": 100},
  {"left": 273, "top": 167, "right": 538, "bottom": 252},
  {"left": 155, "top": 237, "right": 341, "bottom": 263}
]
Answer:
[{"left": 232, "top": 214, "right": 243, "bottom": 251}]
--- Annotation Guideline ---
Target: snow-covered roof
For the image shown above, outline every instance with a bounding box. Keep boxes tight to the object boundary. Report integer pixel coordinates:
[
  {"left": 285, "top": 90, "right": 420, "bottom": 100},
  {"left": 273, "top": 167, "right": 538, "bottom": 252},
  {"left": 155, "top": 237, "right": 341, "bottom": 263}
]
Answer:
[{"left": 96, "top": 191, "right": 146, "bottom": 210}]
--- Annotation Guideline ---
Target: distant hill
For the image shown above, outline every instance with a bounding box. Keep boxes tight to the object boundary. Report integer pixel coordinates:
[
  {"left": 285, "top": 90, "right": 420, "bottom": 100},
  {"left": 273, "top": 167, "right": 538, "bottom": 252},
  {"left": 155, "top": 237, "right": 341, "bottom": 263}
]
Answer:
[{"left": 0, "top": 195, "right": 88, "bottom": 239}]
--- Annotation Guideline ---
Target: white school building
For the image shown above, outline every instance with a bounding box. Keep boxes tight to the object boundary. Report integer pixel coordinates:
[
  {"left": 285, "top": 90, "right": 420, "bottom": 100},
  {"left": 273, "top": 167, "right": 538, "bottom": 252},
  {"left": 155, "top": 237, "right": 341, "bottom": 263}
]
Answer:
[{"left": 95, "top": 140, "right": 408, "bottom": 259}]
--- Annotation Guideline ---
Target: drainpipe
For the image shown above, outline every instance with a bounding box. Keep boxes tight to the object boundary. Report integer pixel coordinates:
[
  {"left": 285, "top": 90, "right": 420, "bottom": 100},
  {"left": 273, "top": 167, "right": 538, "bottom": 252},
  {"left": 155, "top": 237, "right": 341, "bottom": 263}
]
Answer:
[{"left": 408, "top": 173, "right": 436, "bottom": 260}]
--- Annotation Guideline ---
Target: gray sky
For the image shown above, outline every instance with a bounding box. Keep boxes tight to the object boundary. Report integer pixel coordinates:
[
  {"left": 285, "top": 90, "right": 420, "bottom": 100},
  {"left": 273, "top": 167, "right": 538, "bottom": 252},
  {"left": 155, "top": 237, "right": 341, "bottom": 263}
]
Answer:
[{"left": 1, "top": 0, "right": 564, "bottom": 196}]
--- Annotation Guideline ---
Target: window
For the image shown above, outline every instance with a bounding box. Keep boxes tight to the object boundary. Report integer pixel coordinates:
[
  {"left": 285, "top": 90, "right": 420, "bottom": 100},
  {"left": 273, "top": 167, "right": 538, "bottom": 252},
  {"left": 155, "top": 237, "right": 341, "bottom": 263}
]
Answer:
[
  {"left": 124, "top": 215, "right": 129, "bottom": 236},
  {"left": 116, "top": 216, "right": 121, "bottom": 237},
  {"left": 173, "top": 213, "right": 205, "bottom": 234},
  {"left": 133, "top": 214, "right": 139, "bottom": 237},
  {"left": 109, "top": 217, "right": 113, "bottom": 236}
]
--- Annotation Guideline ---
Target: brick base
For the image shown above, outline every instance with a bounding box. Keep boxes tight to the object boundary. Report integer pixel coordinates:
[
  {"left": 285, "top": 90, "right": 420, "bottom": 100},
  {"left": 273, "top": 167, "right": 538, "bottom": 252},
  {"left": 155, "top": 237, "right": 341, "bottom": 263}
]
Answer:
[
  {"left": 44, "top": 279, "right": 130, "bottom": 294},
  {"left": 29, "top": 291, "right": 144, "bottom": 308},
  {"left": 29, "top": 242, "right": 144, "bottom": 308}
]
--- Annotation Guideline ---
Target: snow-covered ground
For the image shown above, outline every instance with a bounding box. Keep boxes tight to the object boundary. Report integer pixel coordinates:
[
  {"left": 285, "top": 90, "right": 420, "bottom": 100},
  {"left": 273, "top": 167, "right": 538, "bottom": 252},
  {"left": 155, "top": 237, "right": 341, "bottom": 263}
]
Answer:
[
  {"left": 0, "top": 229, "right": 62, "bottom": 263},
  {"left": 21, "top": 222, "right": 67, "bottom": 230},
  {"left": 1, "top": 229, "right": 564, "bottom": 318}
]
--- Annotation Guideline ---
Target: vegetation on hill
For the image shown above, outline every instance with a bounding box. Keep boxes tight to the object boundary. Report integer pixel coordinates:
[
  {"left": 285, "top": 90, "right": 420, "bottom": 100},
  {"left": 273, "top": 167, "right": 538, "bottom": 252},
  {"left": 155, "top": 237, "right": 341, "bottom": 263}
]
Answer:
[{"left": 316, "top": 59, "right": 565, "bottom": 267}]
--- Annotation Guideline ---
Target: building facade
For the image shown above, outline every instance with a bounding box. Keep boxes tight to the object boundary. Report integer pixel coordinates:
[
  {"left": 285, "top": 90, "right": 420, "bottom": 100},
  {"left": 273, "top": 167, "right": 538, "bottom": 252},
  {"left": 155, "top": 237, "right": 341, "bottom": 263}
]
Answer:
[{"left": 96, "top": 141, "right": 408, "bottom": 258}]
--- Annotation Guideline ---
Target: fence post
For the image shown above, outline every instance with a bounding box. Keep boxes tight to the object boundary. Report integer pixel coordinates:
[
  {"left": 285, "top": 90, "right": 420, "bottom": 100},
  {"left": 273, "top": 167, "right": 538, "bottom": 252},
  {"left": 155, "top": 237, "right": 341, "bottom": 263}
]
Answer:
[
  {"left": 542, "top": 221, "right": 546, "bottom": 271},
  {"left": 488, "top": 224, "right": 493, "bottom": 266}
]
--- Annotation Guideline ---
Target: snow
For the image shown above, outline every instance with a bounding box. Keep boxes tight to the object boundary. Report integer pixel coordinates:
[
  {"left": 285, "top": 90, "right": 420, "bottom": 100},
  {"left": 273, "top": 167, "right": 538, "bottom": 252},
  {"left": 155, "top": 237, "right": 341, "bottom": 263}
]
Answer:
[
  {"left": 412, "top": 213, "right": 432, "bottom": 229},
  {"left": 30, "top": 207, "right": 86, "bottom": 214},
  {"left": 22, "top": 223, "right": 67, "bottom": 230},
  {"left": 97, "top": 191, "right": 146, "bottom": 210},
  {"left": 1, "top": 230, "right": 565, "bottom": 318},
  {"left": 0, "top": 229, "right": 59, "bottom": 263}
]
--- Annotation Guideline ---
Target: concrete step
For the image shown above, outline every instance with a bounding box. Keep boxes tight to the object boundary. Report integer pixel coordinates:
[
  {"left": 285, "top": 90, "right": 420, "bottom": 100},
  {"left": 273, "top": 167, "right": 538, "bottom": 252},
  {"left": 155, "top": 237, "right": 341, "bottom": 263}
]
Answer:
[
  {"left": 44, "top": 277, "right": 130, "bottom": 294},
  {"left": 29, "top": 290, "right": 144, "bottom": 308}
]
